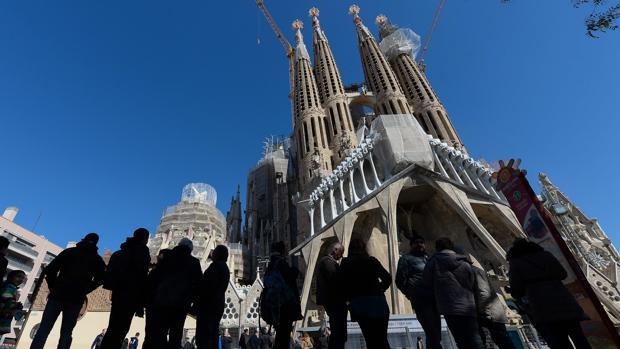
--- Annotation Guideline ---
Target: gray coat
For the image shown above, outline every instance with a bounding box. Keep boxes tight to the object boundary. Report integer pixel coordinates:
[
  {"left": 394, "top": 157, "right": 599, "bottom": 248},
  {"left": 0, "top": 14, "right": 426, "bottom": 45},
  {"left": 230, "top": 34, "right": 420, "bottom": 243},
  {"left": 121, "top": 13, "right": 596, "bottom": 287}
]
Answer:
[
  {"left": 422, "top": 250, "right": 477, "bottom": 317},
  {"left": 508, "top": 250, "right": 587, "bottom": 324},
  {"left": 472, "top": 266, "right": 508, "bottom": 323}
]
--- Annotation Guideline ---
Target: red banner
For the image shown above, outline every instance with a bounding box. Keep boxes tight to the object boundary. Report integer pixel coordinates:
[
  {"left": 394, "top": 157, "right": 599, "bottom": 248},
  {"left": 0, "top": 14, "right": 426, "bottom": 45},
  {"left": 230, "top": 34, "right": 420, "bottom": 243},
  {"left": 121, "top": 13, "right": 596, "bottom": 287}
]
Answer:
[{"left": 495, "top": 160, "right": 620, "bottom": 348}]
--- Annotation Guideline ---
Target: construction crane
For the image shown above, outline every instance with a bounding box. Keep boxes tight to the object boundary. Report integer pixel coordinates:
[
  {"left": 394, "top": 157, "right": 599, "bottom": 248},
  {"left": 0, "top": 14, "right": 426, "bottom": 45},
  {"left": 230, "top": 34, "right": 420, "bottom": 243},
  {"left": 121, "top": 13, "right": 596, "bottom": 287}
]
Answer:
[
  {"left": 417, "top": 0, "right": 446, "bottom": 64},
  {"left": 255, "top": 0, "right": 295, "bottom": 101}
]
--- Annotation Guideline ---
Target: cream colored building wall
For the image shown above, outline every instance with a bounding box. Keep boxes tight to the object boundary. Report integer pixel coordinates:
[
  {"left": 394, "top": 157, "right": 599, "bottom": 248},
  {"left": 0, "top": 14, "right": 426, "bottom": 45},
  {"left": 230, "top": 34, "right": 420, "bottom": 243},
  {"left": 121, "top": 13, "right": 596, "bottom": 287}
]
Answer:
[{"left": 17, "top": 312, "right": 197, "bottom": 349}]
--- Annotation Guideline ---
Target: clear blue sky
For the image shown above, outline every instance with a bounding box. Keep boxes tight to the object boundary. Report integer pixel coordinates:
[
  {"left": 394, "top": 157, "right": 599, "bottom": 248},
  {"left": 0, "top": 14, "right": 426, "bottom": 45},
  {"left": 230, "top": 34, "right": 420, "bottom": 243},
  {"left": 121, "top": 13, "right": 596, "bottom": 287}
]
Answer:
[{"left": 1, "top": 0, "right": 618, "bottom": 252}]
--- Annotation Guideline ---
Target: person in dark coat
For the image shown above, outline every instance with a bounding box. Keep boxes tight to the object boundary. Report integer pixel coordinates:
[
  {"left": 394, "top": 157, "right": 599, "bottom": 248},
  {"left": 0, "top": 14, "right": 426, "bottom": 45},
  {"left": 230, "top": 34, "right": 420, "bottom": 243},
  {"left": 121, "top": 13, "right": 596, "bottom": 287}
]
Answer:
[
  {"left": 267, "top": 241, "right": 302, "bottom": 349},
  {"left": 471, "top": 261, "right": 516, "bottom": 349},
  {"left": 507, "top": 239, "right": 591, "bottom": 349},
  {"left": 259, "top": 328, "right": 273, "bottom": 349},
  {"left": 239, "top": 328, "right": 250, "bottom": 349},
  {"left": 221, "top": 329, "right": 233, "bottom": 349},
  {"left": 339, "top": 239, "right": 391, "bottom": 349},
  {"left": 249, "top": 329, "right": 261, "bottom": 349},
  {"left": 0, "top": 236, "right": 9, "bottom": 282},
  {"left": 395, "top": 235, "right": 442, "bottom": 349},
  {"left": 30, "top": 233, "right": 106, "bottom": 349},
  {"left": 316, "top": 242, "right": 346, "bottom": 349},
  {"left": 147, "top": 238, "right": 202, "bottom": 349},
  {"left": 91, "top": 329, "right": 106, "bottom": 349},
  {"left": 196, "top": 245, "right": 230, "bottom": 349},
  {"left": 101, "top": 228, "right": 151, "bottom": 349},
  {"left": 421, "top": 237, "right": 484, "bottom": 349}
]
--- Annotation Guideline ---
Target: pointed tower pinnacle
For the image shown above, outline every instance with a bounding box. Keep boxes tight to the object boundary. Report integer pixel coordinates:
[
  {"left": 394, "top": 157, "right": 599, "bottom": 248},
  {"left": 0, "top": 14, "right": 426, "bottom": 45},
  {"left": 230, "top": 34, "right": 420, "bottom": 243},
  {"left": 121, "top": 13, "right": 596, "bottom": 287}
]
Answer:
[
  {"left": 376, "top": 15, "right": 465, "bottom": 151},
  {"left": 349, "top": 5, "right": 412, "bottom": 116},
  {"left": 310, "top": 7, "right": 358, "bottom": 166},
  {"left": 291, "top": 19, "right": 333, "bottom": 192}
]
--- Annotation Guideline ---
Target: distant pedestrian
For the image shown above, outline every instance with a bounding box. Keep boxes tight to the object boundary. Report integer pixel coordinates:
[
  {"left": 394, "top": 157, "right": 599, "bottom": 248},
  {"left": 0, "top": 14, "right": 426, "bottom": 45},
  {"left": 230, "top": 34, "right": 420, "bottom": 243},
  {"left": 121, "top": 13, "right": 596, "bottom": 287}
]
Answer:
[
  {"left": 91, "top": 329, "right": 106, "bottom": 349},
  {"left": 317, "top": 327, "right": 329, "bottom": 349},
  {"left": 259, "top": 328, "right": 273, "bottom": 349},
  {"left": 196, "top": 245, "right": 230, "bottom": 349},
  {"left": 248, "top": 329, "right": 261, "bottom": 349},
  {"left": 0, "top": 237, "right": 10, "bottom": 282},
  {"left": 507, "top": 239, "right": 591, "bottom": 349},
  {"left": 221, "top": 329, "right": 233, "bottom": 349},
  {"left": 339, "top": 239, "right": 391, "bottom": 349},
  {"left": 239, "top": 328, "right": 250, "bottom": 349},
  {"left": 395, "top": 235, "right": 442, "bottom": 349},
  {"left": 101, "top": 228, "right": 151, "bottom": 349},
  {"left": 183, "top": 337, "right": 195, "bottom": 349},
  {"left": 300, "top": 332, "right": 313, "bottom": 349},
  {"left": 120, "top": 338, "right": 129, "bottom": 349},
  {"left": 0, "top": 270, "right": 25, "bottom": 335},
  {"left": 30, "top": 233, "right": 106, "bottom": 349},
  {"left": 261, "top": 242, "right": 302, "bottom": 349},
  {"left": 316, "top": 242, "right": 346, "bottom": 349},
  {"left": 471, "top": 261, "right": 516, "bottom": 349},
  {"left": 129, "top": 332, "right": 140, "bottom": 349},
  {"left": 147, "top": 238, "right": 202, "bottom": 349},
  {"left": 422, "top": 237, "right": 484, "bottom": 349}
]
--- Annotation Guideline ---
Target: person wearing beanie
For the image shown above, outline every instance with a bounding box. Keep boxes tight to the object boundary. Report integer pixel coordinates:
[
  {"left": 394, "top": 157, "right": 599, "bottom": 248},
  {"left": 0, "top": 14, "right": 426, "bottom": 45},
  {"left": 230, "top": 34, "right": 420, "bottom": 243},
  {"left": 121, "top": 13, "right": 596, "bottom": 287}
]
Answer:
[
  {"left": 30, "top": 233, "right": 106, "bottom": 349},
  {"left": 100, "top": 228, "right": 151, "bottom": 349},
  {"left": 144, "top": 238, "right": 202, "bottom": 349}
]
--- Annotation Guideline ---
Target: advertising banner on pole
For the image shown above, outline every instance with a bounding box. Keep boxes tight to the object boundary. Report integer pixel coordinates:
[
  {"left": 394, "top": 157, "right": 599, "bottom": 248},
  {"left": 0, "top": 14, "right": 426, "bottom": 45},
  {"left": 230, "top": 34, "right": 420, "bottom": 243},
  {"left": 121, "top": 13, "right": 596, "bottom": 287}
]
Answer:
[{"left": 494, "top": 159, "right": 620, "bottom": 348}]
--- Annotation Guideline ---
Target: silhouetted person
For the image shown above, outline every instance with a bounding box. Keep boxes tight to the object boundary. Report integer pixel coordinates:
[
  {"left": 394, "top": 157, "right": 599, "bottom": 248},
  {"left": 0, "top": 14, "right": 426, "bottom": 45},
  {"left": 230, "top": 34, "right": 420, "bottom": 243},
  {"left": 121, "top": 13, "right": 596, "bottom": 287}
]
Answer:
[
  {"left": 0, "top": 236, "right": 9, "bottom": 282},
  {"left": 239, "top": 328, "right": 250, "bottom": 349},
  {"left": 30, "top": 233, "right": 105, "bottom": 349},
  {"left": 91, "top": 329, "right": 106, "bottom": 349},
  {"left": 316, "top": 242, "right": 346, "bottom": 349},
  {"left": 264, "top": 241, "right": 302, "bottom": 349},
  {"left": 507, "top": 239, "right": 591, "bottom": 349},
  {"left": 249, "top": 329, "right": 261, "bottom": 349},
  {"left": 396, "top": 235, "right": 442, "bottom": 349},
  {"left": 120, "top": 338, "right": 129, "bottom": 349},
  {"left": 101, "top": 228, "right": 151, "bottom": 349},
  {"left": 143, "top": 249, "right": 171, "bottom": 349},
  {"left": 147, "top": 238, "right": 202, "bottom": 349},
  {"left": 129, "top": 332, "right": 140, "bottom": 349},
  {"left": 422, "top": 237, "right": 484, "bottom": 349},
  {"left": 471, "top": 261, "right": 516, "bottom": 349},
  {"left": 259, "top": 328, "right": 273, "bottom": 349},
  {"left": 339, "top": 239, "right": 391, "bottom": 349},
  {"left": 221, "top": 329, "right": 233, "bottom": 349},
  {"left": 196, "top": 245, "right": 230, "bottom": 349}
]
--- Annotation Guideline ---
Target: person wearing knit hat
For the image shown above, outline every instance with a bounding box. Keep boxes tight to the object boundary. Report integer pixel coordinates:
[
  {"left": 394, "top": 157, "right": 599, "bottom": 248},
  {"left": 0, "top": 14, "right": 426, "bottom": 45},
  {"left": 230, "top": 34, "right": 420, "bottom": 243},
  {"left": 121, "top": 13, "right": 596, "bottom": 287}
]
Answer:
[{"left": 30, "top": 233, "right": 106, "bottom": 349}]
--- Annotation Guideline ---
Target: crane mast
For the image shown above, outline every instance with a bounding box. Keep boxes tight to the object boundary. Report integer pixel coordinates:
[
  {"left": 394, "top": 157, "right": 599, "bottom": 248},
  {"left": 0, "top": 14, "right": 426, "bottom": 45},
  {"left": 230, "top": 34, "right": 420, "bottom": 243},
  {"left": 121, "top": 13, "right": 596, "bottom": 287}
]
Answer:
[
  {"left": 418, "top": 0, "right": 446, "bottom": 64},
  {"left": 255, "top": 0, "right": 295, "bottom": 105}
]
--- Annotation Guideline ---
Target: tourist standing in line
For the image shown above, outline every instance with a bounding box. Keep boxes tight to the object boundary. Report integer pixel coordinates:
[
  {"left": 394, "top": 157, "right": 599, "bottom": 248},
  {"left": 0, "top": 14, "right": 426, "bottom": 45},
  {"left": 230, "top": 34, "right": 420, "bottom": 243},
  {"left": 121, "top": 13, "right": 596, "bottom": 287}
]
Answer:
[
  {"left": 239, "top": 328, "right": 250, "bottom": 349},
  {"left": 91, "top": 329, "right": 106, "bottom": 349},
  {"left": 101, "top": 228, "right": 151, "bottom": 349},
  {"left": 259, "top": 328, "right": 273, "bottom": 349},
  {"left": 265, "top": 241, "right": 302, "bottom": 349},
  {"left": 128, "top": 332, "right": 140, "bottom": 349},
  {"left": 143, "top": 249, "right": 171, "bottom": 349},
  {"left": 316, "top": 242, "right": 346, "bottom": 349},
  {"left": 339, "top": 239, "right": 391, "bottom": 349},
  {"left": 249, "top": 329, "right": 261, "bottom": 349},
  {"left": 221, "top": 329, "right": 233, "bottom": 349},
  {"left": 147, "top": 238, "right": 202, "bottom": 349},
  {"left": 0, "top": 270, "right": 25, "bottom": 335},
  {"left": 395, "top": 235, "right": 442, "bottom": 349},
  {"left": 196, "top": 245, "right": 230, "bottom": 349},
  {"left": 421, "top": 237, "right": 485, "bottom": 349},
  {"left": 471, "top": 261, "right": 516, "bottom": 349},
  {"left": 300, "top": 332, "right": 313, "bottom": 349},
  {"left": 30, "top": 233, "right": 106, "bottom": 349},
  {"left": 0, "top": 236, "right": 10, "bottom": 282},
  {"left": 507, "top": 239, "right": 591, "bottom": 349}
]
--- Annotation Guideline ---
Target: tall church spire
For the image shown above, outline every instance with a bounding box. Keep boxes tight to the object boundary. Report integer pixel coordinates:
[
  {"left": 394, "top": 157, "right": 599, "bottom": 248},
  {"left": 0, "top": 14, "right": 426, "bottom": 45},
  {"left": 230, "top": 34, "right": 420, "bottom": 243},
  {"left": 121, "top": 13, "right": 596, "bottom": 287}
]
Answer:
[
  {"left": 310, "top": 7, "right": 358, "bottom": 166},
  {"left": 376, "top": 15, "right": 465, "bottom": 151},
  {"left": 349, "top": 5, "right": 412, "bottom": 116},
  {"left": 292, "top": 19, "right": 332, "bottom": 192}
]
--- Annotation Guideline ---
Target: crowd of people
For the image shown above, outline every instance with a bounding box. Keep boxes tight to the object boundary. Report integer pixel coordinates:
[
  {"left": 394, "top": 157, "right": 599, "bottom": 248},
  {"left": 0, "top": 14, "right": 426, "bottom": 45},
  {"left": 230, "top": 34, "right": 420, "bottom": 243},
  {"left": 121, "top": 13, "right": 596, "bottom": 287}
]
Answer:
[
  {"left": 0, "top": 226, "right": 595, "bottom": 349},
  {"left": 316, "top": 235, "right": 593, "bottom": 349}
]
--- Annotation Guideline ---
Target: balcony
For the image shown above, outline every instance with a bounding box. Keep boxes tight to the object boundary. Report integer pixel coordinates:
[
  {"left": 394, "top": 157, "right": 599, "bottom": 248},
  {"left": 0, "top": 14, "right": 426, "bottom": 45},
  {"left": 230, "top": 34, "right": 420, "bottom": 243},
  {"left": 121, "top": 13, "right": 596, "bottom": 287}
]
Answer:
[
  {"left": 7, "top": 258, "right": 34, "bottom": 273},
  {"left": 8, "top": 241, "right": 39, "bottom": 259}
]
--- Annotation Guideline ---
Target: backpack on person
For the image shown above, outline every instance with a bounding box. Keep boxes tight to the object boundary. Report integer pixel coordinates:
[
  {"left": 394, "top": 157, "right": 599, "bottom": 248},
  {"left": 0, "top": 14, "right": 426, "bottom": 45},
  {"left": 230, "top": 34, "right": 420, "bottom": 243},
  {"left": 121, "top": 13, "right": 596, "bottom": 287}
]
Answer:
[{"left": 260, "top": 260, "right": 296, "bottom": 325}]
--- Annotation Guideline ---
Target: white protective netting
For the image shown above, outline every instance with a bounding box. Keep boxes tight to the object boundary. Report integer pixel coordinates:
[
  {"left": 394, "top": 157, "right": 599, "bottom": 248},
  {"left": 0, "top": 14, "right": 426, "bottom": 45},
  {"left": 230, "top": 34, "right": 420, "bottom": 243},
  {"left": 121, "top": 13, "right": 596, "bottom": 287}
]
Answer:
[{"left": 378, "top": 26, "right": 421, "bottom": 62}]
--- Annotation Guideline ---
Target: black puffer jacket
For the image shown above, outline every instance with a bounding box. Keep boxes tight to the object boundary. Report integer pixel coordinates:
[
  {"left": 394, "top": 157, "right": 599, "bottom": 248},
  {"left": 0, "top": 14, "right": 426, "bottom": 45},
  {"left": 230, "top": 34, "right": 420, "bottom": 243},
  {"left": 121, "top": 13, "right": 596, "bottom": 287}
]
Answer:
[
  {"left": 422, "top": 250, "right": 476, "bottom": 317},
  {"left": 45, "top": 241, "right": 106, "bottom": 304},
  {"left": 104, "top": 237, "right": 151, "bottom": 306},
  {"left": 509, "top": 250, "right": 587, "bottom": 324},
  {"left": 395, "top": 251, "right": 431, "bottom": 300}
]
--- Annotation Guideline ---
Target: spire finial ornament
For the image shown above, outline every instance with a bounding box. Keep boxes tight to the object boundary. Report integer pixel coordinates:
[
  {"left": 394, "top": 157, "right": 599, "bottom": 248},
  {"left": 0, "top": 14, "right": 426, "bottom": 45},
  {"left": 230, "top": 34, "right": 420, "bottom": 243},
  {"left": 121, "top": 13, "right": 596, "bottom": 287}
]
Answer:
[
  {"left": 309, "top": 7, "right": 320, "bottom": 27},
  {"left": 376, "top": 14, "right": 388, "bottom": 26},
  {"left": 349, "top": 4, "right": 361, "bottom": 23},
  {"left": 292, "top": 19, "right": 304, "bottom": 31}
]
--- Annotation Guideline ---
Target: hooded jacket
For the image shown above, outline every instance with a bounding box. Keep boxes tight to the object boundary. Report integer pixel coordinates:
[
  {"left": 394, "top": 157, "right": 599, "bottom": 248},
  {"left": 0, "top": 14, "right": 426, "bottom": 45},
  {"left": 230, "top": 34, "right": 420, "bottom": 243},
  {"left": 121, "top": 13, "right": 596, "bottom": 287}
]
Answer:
[
  {"left": 45, "top": 240, "right": 106, "bottom": 304},
  {"left": 104, "top": 237, "right": 151, "bottom": 305},
  {"left": 148, "top": 245, "right": 202, "bottom": 310},
  {"left": 422, "top": 249, "right": 476, "bottom": 317}
]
